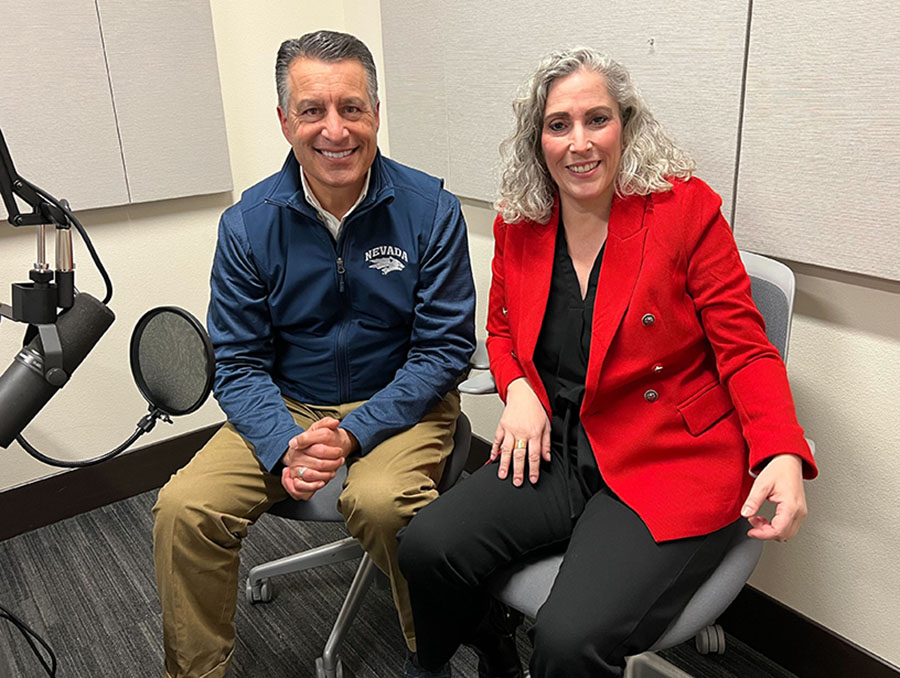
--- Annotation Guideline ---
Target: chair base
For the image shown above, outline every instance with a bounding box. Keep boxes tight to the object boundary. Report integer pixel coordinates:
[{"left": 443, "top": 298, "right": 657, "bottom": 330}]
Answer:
[
  {"left": 520, "top": 652, "right": 696, "bottom": 678},
  {"left": 247, "top": 536, "right": 377, "bottom": 677},
  {"left": 318, "top": 555, "right": 377, "bottom": 676},
  {"left": 246, "top": 536, "right": 364, "bottom": 604},
  {"left": 248, "top": 413, "right": 472, "bottom": 676},
  {"left": 625, "top": 652, "right": 695, "bottom": 678},
  {"left": 694, "top": 624, "right": 726, "bottom": 655},
  {"left": 316, "top": 655, "right": 344, "bottom": 678}
]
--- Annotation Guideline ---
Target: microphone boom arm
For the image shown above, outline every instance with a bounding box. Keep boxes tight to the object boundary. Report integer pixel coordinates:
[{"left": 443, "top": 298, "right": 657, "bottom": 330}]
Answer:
[{"left": 0, "top": 128, "right": 67, "bottom": 228}]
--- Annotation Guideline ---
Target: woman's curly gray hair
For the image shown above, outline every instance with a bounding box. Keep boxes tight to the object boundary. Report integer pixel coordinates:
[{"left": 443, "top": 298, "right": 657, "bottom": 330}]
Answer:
[{"left": 496, "top": 47, "right": 694, "bottom": 224}]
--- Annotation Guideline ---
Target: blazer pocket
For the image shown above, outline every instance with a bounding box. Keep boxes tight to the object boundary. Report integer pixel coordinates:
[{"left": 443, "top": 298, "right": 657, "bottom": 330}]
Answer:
[{"left": 677, "top": 382, "right": 735, "bottom": 436}]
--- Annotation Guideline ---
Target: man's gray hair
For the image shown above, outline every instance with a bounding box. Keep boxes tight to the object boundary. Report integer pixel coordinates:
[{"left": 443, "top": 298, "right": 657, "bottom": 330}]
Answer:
[
  {"left": 276, "top": 30, "right": 379, "bottom": 112},
  {"left": 496, "top": 47, "right": 695, "bottom": 224}
]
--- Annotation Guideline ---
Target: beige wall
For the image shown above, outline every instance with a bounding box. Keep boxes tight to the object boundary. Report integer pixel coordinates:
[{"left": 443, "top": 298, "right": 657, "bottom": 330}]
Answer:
[
  {"left": 749, "top": 265, "right": 900, "bottom": 664},
  {"left": 2, "top": 0, "right": 898, "bottom": 669}
]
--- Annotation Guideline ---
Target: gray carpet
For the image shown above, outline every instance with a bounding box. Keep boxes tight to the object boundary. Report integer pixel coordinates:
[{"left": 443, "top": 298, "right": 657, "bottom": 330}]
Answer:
[{"left": 0, "top": 490, "right": 795, "bottom": 677}]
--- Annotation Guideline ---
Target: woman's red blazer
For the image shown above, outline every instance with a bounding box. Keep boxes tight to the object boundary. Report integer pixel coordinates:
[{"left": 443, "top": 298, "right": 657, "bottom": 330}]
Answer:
[{"left": 486, "top": 177, "right": 818, "bottom": 542}]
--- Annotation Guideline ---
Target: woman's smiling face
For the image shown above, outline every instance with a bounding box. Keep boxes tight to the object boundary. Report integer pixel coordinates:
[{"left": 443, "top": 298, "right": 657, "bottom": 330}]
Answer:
[{"left": 541, "top": 68, "right": 623, "bottom": 214}]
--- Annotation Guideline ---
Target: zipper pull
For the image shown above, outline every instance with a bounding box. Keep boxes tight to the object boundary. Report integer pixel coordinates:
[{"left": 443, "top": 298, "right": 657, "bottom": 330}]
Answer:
[{"left": 336, "top": 257, "right": 346, "bottom": 293}]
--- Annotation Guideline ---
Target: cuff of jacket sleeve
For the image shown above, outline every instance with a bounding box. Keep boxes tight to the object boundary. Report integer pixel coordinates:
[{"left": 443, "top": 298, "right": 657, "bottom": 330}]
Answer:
[
  {"left": 749, "top": 449, "right": 818, "bottom": 480},
  {"left": 728, "top": 360, "right": 818, "bottom": 480},
  {"left": 336, "top": 418, "right": 372, "bottom": 457},
  {"left": 256, "top": 426, "right": 305, "bottom": 472},
  {"left": 491, "top": 359, "right": 526, "bottom": 403}
]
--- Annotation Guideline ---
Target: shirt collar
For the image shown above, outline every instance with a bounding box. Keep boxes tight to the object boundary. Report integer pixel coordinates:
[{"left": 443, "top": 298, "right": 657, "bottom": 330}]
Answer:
[{"left": 300, "top": 168, "right": 371, "bottom": 229}]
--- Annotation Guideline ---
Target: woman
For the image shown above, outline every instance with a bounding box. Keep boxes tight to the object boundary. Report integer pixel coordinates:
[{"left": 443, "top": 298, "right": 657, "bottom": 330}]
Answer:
[{"left": 397, "top": 48, "right": 817, "bottom": 678}]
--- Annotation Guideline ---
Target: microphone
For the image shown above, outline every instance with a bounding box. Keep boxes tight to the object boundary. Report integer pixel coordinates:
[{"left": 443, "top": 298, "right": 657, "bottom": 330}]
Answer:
[{"left": 0, "top": 293, "right": 115, "bottom": 448}]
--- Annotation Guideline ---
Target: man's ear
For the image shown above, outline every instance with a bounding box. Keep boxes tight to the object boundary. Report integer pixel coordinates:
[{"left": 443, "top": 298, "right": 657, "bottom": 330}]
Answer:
[
  {"left": 375, "top": 101, "right": 381, "bottom": 133},
  {"left": 277, "top": 105, "right": 291, "bottom": 144}
]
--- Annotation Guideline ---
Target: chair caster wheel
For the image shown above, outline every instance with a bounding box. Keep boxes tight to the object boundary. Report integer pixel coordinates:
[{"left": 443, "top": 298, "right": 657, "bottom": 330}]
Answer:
[
  {"left": 246, "top": 578, "right": 274, "bottom": 604},
  {"left": 695, "top": 624, "right": 726, "bottom": 655},
  {"left": 714, "top": 624, "right": 726, "bottom": 654},
  {"left": 316, "top": 656, "right": 343, "bottom": 678}
]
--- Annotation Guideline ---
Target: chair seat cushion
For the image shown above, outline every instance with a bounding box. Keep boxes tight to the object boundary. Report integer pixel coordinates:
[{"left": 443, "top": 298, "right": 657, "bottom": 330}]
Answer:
[
  {"left": 488, "top": 528, "right": 764, "bottom": 652},
  {"left": 267, "top": 465, "right": 348, "bottom": 522},
  {"left": 489, "top": 551, "right": 564, "bottom": 619}
]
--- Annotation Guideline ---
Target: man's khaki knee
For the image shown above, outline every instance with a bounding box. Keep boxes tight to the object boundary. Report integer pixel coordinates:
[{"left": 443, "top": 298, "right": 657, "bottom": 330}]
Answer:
[
  {"left": 337, "top": 391, "right": 460, "bottom": 553},
  {"left": 153, "top": 477, "right": 246, "bottom": 552},
  {"left": 339, "top": 471, "right": 431, "bottom": 546}
]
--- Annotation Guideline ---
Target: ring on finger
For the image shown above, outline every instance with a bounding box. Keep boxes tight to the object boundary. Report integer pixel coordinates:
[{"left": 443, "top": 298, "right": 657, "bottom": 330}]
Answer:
[
  {"left": 296, "top": 466, "right": 307, "bottom": 480},
  {"left": 514, "top": 439, "right": 527, "bottom": 450}
]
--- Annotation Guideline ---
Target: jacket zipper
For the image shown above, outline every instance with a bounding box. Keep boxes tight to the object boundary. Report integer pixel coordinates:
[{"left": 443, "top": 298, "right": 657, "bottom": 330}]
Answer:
[
  {"left": 334, "top": 251, "right": 350, "bottom": 403},
  {"left": 334, "top": 210, "right": 365, "bottom": 404},
  {"left": 274, "top": 199, "right": 362, "bottom": 405},
  {"left": 336, "top": 256, "right": 346, "bottom": 292}
]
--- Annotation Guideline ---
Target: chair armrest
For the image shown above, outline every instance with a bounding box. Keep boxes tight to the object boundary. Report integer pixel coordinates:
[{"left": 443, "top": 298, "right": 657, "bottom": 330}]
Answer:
[
  {"left": 460, "top": 370, "right": 498, "bottom": 395},
  {"left": 470, "top": 340, "right": 490, "bottom": 371}
]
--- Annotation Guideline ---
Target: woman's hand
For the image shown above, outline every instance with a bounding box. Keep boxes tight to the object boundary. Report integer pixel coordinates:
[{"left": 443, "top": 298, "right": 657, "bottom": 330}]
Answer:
[
  {"left": 490, "top": 378, "right": 551, "bottom": 486},
  {"left": 741, "top": 453, "right": 808, "bottom": 541}
]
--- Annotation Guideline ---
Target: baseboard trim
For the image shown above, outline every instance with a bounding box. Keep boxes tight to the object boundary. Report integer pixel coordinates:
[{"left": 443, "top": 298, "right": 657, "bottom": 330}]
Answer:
[
  {"left": 3, "top": 423, "right": 473, "bottom": 541},
  {"left": 719, "top": 586, "right": 899, "bottom": 678},
  {"left": 0, "top": 424, "right": 219, "bottom": 541}
]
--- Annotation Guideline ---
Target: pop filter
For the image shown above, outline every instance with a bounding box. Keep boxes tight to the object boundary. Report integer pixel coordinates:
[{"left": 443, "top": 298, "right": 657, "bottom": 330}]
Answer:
[
  {"left": 130, "top": 306, "right": 214, "bottom": 416},
  {"left": 11, "top": 306, "right": 215, "bottom": 468}
]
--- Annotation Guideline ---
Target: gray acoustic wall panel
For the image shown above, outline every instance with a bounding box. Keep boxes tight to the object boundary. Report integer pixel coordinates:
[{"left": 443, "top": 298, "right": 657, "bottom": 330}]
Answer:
[
  {"left": 381, "top": 0, "right": 750, "bottom": 217},
  {"left": 381, "top": 0, "right": 451, "bottom": 184},
  {"left": 0, "top": 0, "right": 129, "bottom": 218},
  {"left": 96, "top": 0, "right": 232, "bottom": 204},
  {"left": 735, "top": 2, "right": 900, "bottom": 281}
]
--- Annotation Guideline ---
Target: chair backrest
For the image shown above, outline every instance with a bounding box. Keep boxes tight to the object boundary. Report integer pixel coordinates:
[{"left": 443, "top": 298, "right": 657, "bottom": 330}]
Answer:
[
  {"left": 739, "top": 250, "right": 796, "bottom": 361},
  {"left": 438, "top": 412, "right": 471, "bottom": 493}
]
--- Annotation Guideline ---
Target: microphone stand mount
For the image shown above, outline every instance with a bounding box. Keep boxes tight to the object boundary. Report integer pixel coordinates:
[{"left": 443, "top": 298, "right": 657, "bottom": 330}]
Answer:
[{"left": 0, "top": 128, "right": 76, "bottom": 386}]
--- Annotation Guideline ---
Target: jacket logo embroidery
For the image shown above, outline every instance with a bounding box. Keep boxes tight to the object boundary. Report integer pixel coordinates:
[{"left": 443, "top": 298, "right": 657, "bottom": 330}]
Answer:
[{"left": 365, "top": 245, "right": 408, "bottom": 275}]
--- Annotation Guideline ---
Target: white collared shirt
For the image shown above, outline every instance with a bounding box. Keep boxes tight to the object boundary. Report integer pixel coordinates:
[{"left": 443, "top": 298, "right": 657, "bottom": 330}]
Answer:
[{"left": 300, "top": 169, "right": 371, "bottom": 241}]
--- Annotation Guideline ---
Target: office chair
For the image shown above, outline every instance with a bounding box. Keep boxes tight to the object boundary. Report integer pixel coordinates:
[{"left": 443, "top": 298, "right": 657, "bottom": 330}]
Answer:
[
  {"left": 460, "top": 250, "right": 813, "bottom": 674},
  {"left": 246, "top": 412, "right": 472, "bottom": 678}
]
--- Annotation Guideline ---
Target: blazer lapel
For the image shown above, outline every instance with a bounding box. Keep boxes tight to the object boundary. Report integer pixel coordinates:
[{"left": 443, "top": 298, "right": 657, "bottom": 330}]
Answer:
[
  {"left": 516, "top": 203, "right": 559, "bottom": 367},
  {"left": 584, "top": 193, "right": 649, "bottom": 406}
]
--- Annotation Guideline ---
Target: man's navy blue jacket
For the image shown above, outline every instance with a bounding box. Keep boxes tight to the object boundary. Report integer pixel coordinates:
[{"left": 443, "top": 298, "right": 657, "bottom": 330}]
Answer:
[{"left": 208, "top": 151, "right": 476, "bottom": 471}]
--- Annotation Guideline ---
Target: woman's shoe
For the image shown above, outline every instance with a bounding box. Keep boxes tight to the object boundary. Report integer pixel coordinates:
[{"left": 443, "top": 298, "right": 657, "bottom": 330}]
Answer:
[
  {"left": 464, "top": 600, "right": 525, "bottom": 678},
  {"left": 403, "top": 650, "right": 452, "bottom": 678}
]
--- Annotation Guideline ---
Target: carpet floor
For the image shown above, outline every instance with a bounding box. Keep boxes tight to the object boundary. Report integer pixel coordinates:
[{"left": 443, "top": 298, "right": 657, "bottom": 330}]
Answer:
[{"left": 0, "top": 490, "right": 795, "bottom": 678}]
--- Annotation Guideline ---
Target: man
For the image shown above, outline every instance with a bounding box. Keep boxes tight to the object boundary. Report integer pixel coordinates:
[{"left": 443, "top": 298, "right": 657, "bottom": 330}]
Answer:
[{"left": 152, "top": 30, "right": 475, "bottom": 678}]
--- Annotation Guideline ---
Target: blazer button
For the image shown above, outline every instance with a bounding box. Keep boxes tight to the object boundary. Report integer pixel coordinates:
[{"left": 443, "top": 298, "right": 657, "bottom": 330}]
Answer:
[
  {"left": 652, "top": 364, "right": 663, "bottom": 373},
  {"left": 502, "top": 307, "right": 508, "bottom": 316},
  {"left": 644, "top": 389, "right": 659, "bottom": 402},
  {"left": 642, "top": 313, "right": 656, "bottom": 326}
]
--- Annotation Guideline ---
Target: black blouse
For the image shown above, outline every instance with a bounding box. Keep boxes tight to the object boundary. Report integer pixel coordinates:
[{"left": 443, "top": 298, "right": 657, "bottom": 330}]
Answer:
[{"left": 534, "top": 220, "right": 606, "bottom": 506}]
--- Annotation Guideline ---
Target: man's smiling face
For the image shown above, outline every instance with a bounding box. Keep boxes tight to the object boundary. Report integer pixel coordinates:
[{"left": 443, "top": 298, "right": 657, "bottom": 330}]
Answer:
[{"left": 277, "top": 57, "right": 379, "bottom": 211}]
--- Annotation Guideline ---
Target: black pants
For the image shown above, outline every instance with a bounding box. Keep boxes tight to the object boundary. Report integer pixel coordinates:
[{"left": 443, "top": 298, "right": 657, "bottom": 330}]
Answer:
[{"left": 398, "top": 443, "right": 745, "bottom": 678}]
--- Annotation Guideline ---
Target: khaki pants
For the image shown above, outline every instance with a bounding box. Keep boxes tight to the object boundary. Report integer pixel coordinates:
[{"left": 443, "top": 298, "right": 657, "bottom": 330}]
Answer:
[{"left": 152, "top": 392, "right": 460, "bottom": 678}]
